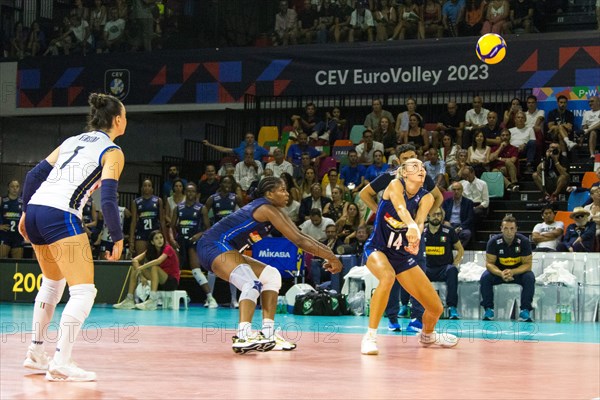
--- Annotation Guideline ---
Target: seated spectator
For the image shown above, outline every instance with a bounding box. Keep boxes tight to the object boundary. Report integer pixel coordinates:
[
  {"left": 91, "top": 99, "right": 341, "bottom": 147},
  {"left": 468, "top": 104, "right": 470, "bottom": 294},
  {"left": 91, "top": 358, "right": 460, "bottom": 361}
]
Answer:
[
  {"left": 480, "top": 215, "right": 535, "bottom": 322},
  {"left": 364, "top": 98, "right": 395, "bottom": 132},
  {"left": 423, "top": 207, "right": 464, "bottom": 319},
  {"left": 502, "top": 97, "right": 522, "bottom": 130},
  {"left": 583, "top": 186, "right": 600, "bottom": 244},
  {"left": 436, "top": 101, "right": 464, "bottom": 148},
  {"left": 333, "top": 0, "right": 354, "bottom": 43},
  {"left": 299, "top": 166, "right": 318, "bottom": 198},
  {"left": 321, "top": 168, "right": 343, "bottom": 197},
  {"left": 323, "top": 186, "right": 348, "bottom": 222},
  {"left": 391, "top": 0, "right": 424, "bottom": 40},
  {"left": 467, "top": 131, "right": 491, "bottom": 176},
  {"left": 266, "top": 147, "right": 294, "bottom": 178},
  {"left": 203, "top": 132, "right": 269, "bottom": 162},
  {"left": 356, "top": 129, "right": 385, "bottom": 165},
  {"left": 293, "top": 152, "right": 313, "bottom": 183},
  {"left": 90, "top": 0, "right": 108, "bottom": 45},
  {"left": 422, "top": 0, "right": 444, "bottom": 38},
  {"left": 234, "top": 148, "right": 263, "bottom": 197},
  {"left": 72, "top": 0, "right": 90, "bottom": 23},
  {"left": 280, "top": 172, "right": 302, "bottom": 203},
  {"left": 299, "top": 208, "right": 335, "bottom": 241},
  {"left": 439, "top": 132, "right": 461, "bottom": 175},
  {"left": 532, "top": 206, "right": 564, "bottom": 252},
  {"left": 299, "top": 183, "right": 332, "bottom": 221},
  {"left": 482, "top": 111, "right": 503, "bottom": 147},
  {"left": 310, "top": 223, "right": 342, "bottom": 286},
  {"left": 547, "top": 95, "right": 577, "bottom": 157},
  {"left": 325, "top": 106, "right": 347, "bottom": 142},
  {"left": 340, "top": 149, "right": 367, "bottom": 196},
  {"left": 524, "top": 95, "right": 545, "bottom": 140},
  {"left": 459, "top": 165, "right": 490, "bottom": 219},
  {"left": 375, "top": 116, "right": 398, "bottom": 158},
  {"left": 197, "top": 164, "right": 219, "bottom": 204},
  {"left": 509, "top": 111, "right": 537, "bottom": 173},
  {"left": 335, "top": 203, "right": 363, "bottom": 243},
  {"left": 394, "top": 98, "right": 422, "bottom": 143},
  {"left": 532, "top": 143, "right": 569, "bottom": 202},
  {"left": 364, "top": 150, "right": 390, "bottom": 183},
  {"left": 556, "top": 207, "right": 596, "bottom": 252},
  {"left": 442, "top": 181, "right": 474, "bottom": 247},
  {"left": 580, "top": 96, "right": 600, "bottom": 159},
  {"left": 449, "top": 148, "right": 469, "bottom": 182},
  {"left": 506, "top": 0, "right": 534, "bottom": 33},
  {"left": 273, "top": 0, "right": 298, "bottom": 46},
  {"left": 348, "top": 0, "right": 374, "bottom": 42},
  {"left": 489, "top": 130, "right": 519, "bottom": 191},
  {"left": 442, "top": 0, "right": 464, "bottom": 37},
  {"left": 26, "top": 20, "right": 46, "bottom": 57},
  {"left": 316, "top": 0, "right": 337, "bottom": 43},
  {"left": 115, "top": 0, "right": 129, "bottom": 21},
  {"left": 403, "top": 114, "right": 429, "bottom": 156},
  {"left": 297, "top": 0, "right": 319, "bottom": 44},
  {"left": 337, "top": 224, "right": 370, "bottom": 257},
  {"left": 481, "top": 0, "right": 510, "bottom": 34},
  {"left": 464, "top": 95, "right": 490, "bottom": 149},
  {"left": 460, "top": 0, "right": 486, "bottom": 36},
  {"left": 44, "top": 16, "right": 73, "bottom": 56},
  {"left": 291, "top": 102, "right": 331, "bottom": 141},
  {"left": 68, "top": 14, "right": 93, "bottom": 55},
  {"left": 374, "top": 0, "right": 397, "bottom": 41},
  {"left": 113, "top": 230, "right": 180, "bottom": 311},
  {"left": 287, "top": 132, "right": 324, "bottom": 166},
  {"left": 424, "top": 149, "right": 446, "bottom": 188},
  {"left": 97, "top": 7, "right": 126, "bottom": 53}
]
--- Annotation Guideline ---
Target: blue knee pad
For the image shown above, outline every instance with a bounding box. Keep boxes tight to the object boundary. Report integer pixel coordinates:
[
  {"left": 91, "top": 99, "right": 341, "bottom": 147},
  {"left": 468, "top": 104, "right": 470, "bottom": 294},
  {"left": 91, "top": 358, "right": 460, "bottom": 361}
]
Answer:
[
  {"left": 35, "top": 277, "right": 66, "bottom": 306},
  {"left": 229, "top": 264, "right": 261, "bottom": 304}
]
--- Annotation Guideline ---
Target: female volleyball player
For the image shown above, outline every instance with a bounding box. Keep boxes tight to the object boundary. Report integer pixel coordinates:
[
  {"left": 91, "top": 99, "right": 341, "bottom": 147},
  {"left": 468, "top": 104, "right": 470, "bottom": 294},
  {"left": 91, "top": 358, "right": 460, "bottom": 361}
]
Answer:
[
  {"left": 19, "top": 93, "right": 127, "bottom": 381},
  {"left": 361, "top": 158, "right": 458, "bottom": 355},
  {"left": 197, "top": 176, "right": 343, "bottom": 354}
]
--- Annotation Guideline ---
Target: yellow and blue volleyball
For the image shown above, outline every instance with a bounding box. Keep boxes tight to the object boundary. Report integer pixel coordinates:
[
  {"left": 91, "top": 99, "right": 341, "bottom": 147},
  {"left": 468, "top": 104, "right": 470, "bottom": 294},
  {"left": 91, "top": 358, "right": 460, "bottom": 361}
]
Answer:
[{"left": 476, "top": 33, "right": 507, "bottom": 65}]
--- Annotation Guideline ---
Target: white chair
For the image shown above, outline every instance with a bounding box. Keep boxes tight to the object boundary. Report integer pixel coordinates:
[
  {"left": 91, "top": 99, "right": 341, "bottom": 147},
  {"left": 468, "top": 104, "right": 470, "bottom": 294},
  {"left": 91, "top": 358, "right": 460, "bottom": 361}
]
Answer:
[
  {"left": 158, "top": 290, "right": 189, "bottom": 310},
  {"left": 458, "top": 281, "right": 481, "bottom": 319},
  {"left": 493, "top": 285, "right": 521, "bottom": 320},
  {"left": 535, "top": 252, "right": 583, "bottom": 321}
]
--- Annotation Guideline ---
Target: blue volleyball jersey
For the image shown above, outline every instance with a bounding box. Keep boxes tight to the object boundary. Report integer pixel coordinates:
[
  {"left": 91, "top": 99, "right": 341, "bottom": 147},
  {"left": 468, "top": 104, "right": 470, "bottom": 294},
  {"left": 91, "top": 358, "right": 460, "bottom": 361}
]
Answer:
[
  {"left": 210, "top": 192, "right": 237, "bottom": 222},
  {"left": 134, "top": 195, "right": 160, "bottom": 234},
  {"left": 202, "top": 197, "right": 272, "bottom": 250},
  {"left": 176, "top": 202, "right": 205, "bottom": 239},
  {"left": 1, "top": 196, "right": 23, "bottom": 233},
  {"left": 365, "top": 181, "right": 429, "bottom": 257}
]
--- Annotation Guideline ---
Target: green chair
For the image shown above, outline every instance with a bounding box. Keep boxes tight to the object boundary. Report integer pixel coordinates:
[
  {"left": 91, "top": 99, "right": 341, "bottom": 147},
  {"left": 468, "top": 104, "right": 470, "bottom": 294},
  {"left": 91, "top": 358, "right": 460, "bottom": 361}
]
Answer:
[{"left": 481, "top": 171, "right": 504, "bottom": 198}]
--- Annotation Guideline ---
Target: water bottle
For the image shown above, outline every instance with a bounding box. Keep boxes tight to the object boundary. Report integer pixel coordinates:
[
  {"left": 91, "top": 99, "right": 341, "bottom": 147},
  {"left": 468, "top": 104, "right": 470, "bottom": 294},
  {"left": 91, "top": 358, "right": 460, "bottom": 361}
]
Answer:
[
  {"left": 560, "top": 304, "right": 567, "bottom": 323},
  {"left": 555, "top": 304, "right": 562, "bottom": 323},
  {"left": 365, "top": 298, "right": 370, "bottom": 317},
  {"left": 407, "top": 301, "right": 412, "bottom": 319},
  {"left": 564, "top": 305, "right": 572, "bottom": 323}
]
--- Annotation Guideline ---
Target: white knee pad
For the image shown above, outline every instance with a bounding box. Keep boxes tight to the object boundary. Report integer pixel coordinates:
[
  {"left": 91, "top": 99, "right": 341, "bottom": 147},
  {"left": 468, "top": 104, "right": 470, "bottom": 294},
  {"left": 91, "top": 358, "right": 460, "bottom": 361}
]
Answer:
[
  {"left": 259, "top": 266, "right": 281, "bottom": 293},
  {"left": 35, "top": 277, "right": 66, "bottom": 306},
  {"left": 62, "top": 284, "right": 97, "bottom": 323},
  {"left": 192, "top": 268, "right": 208, "bottom": 285},
  {"left": 229, "top": 264, "right": 261, "bottom": 304}
]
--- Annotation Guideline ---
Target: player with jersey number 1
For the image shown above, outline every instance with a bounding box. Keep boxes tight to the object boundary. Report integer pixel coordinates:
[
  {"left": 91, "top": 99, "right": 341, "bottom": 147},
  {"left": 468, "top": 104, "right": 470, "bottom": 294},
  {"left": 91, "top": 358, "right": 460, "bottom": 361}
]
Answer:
[{"left": 19, "top": 92, "right": 127, "bottom": 382}]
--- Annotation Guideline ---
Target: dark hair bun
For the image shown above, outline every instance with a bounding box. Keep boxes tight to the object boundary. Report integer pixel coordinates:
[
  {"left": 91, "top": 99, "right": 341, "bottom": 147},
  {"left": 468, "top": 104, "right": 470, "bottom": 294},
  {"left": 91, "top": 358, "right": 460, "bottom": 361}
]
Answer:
[{"left": 88, "top": 93, "right": 107, "bottom": 109}]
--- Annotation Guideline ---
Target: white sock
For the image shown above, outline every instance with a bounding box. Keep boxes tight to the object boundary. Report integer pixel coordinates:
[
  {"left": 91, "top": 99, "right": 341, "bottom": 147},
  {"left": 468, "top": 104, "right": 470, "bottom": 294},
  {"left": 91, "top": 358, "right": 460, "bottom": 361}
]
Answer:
[
  {"left": 31, "top": 301, "right": 56, "bottom": 349},
  {"left": 262, "top": 318, "right": 275, "bottom": 339},
  {"left": 53, "top": 314, "right": 81, "bottom": 365},
  {"left": 149, "top": 291, "right": 158, "bottom": 301},
  {"left": 208, "top": 272, "right": 217, "bottom": 293},
  {"left": 367, "top": 328, "right": 377, "bottom": 337},
  {"left": 206, "top": 292, "right": 214, "bottom": 300},
  {"left": 126, "top": 293, "right": 134, "bottom": 300},
  {"left": 237, "top": 322, "right": 252, "bottom": 340}
]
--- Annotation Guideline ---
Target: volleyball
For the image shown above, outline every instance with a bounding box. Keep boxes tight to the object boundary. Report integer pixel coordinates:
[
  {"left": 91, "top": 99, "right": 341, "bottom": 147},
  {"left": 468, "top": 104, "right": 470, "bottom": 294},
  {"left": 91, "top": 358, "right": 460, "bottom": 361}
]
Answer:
[{"left": 476, "top": 33, "right": 507, "bottom": 65}]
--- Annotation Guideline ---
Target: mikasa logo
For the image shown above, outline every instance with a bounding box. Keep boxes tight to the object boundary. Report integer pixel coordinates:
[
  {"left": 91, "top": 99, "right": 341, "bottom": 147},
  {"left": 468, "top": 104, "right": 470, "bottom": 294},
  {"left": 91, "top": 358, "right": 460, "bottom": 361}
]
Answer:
[{"left": 258, "top": 249, "right": 291, "bottom": 258}]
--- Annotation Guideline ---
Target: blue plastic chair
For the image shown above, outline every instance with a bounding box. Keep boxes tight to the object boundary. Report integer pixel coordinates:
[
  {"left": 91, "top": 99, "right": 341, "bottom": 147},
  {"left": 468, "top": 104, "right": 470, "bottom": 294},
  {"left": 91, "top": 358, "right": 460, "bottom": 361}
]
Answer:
[{"left": 567, "top": 190, "right": 590, "bottom": 211}]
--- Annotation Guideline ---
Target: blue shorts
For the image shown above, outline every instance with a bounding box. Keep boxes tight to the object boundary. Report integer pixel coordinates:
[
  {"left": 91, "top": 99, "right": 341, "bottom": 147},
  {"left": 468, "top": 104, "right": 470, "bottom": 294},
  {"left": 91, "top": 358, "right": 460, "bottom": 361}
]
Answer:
[
  {"left": 0, "top": 231, "right": 24, "bottom": 248},
  {"left": 25, "top": 205, "right": 84, "bottom": 245},
  {"left": 196, "top": 235, "right": 235, "bottom": 272},
  {"left": 363, "top": 246, "right": 419, "bottom": 275}
]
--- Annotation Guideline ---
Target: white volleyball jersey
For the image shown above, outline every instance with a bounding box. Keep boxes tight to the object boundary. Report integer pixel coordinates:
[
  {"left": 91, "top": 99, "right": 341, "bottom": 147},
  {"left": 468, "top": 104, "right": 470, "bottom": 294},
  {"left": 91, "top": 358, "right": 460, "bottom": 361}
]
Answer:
[
  {"left": 29, "top": 131, "right": 120, "bottom": 219},
  {"left": 100, "top": 206, "right": 126, "bottom": 242}
]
